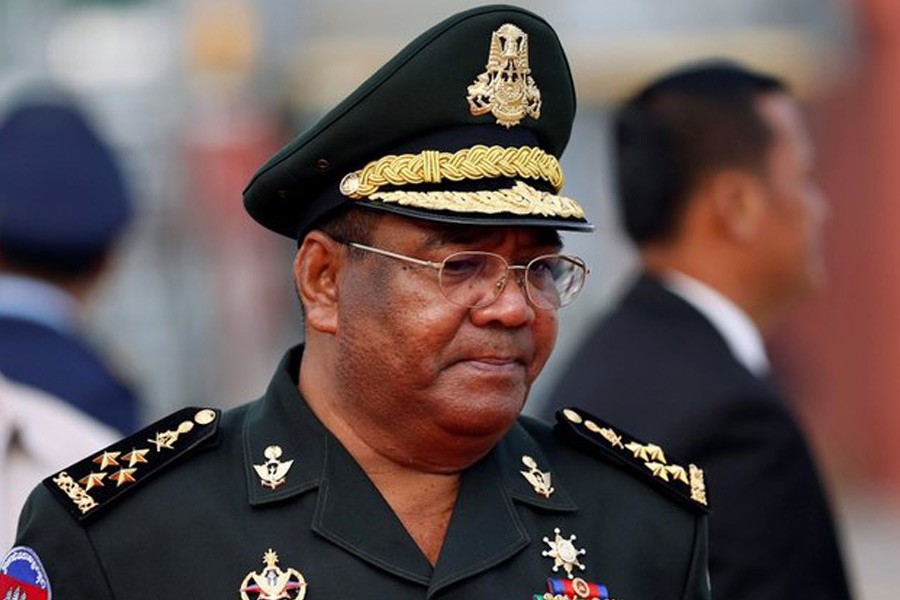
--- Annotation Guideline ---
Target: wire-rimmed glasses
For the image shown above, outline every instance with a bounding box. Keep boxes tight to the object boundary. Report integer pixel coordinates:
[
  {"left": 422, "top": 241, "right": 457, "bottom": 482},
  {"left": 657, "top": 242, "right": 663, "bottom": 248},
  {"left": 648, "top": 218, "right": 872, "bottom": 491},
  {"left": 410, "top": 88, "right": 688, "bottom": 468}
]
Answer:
[{"left": 341, "top": 240, "right": 588, "bottom": 309}]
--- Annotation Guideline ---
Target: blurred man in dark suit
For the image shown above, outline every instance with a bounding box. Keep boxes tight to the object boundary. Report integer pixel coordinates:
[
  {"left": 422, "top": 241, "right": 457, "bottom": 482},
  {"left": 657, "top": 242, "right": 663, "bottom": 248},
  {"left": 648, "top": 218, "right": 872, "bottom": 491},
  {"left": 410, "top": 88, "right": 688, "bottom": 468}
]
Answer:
[
  {"left": 0, "top": 86, "right": 140, "bottom": 434},
  {"left": 541, "top": 61, "right": 853, "bottom": 599}
]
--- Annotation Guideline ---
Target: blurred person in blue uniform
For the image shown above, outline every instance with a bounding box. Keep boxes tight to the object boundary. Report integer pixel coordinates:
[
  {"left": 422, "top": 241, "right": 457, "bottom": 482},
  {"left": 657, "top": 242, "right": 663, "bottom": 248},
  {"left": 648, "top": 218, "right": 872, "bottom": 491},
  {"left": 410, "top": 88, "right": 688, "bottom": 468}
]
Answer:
[
  {"left": 0, "top": 86, "right": 141, "bottom": 434},
  {"left": 540, "top": 61, "right": 853, "bottom": 599},
  {"left": 0, "top": 372, "right": 117, "bottom": 548}
]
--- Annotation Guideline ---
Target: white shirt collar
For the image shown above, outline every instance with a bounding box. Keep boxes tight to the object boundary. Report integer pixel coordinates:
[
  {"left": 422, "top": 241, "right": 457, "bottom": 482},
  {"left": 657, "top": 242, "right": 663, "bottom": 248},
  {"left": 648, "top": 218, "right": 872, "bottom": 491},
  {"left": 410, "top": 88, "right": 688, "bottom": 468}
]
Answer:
[
  {"left": 660, "top": 270, "right": 770, "bottom": 377},
  {"left": 0, "top": 274, "right": 80, "bottom": 332}
]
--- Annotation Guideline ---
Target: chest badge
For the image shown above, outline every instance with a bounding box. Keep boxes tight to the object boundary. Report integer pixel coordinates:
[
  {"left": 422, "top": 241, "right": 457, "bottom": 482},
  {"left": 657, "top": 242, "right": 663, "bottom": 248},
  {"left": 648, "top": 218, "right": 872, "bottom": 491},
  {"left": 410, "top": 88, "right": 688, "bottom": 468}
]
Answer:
[
  {"left": 253, "top": 445, "right": 294, "bottom": 490},
  {"left": 520, "top": 455, "right": 554, "bottom": 498},
  {"left": 239, "top": 549, "right": 307, "bottom": 600},
  {"left": 542, "top": 527, "right": 586, "bottom": 579}
]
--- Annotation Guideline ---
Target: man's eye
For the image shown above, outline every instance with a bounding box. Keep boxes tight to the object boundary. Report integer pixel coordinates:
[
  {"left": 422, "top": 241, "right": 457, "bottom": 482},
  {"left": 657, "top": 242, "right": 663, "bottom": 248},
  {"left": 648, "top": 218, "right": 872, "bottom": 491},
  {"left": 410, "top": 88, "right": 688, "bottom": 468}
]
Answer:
[{"left": 442, "top": 255, "right": 486, "bottom": 278}]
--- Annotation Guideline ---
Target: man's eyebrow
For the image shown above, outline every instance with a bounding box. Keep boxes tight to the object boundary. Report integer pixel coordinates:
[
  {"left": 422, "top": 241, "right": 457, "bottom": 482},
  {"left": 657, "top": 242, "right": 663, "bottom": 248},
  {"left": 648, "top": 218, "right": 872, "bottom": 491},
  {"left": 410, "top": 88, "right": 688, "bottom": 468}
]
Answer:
[
  {"left": 420, "top": 228, "right": 563, "bottom": 250},
  {"left": 420, "top": 227, "right": 500, "bottom": 249}
]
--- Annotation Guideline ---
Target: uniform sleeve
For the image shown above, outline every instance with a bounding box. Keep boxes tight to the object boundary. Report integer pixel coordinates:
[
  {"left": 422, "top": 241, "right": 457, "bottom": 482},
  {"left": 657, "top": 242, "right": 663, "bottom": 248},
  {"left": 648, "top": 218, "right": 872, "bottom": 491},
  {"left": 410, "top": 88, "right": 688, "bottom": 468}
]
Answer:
[
  {"left": 680, "top": 514, "right": 711, "bottom": 600},
  {"left": 14, "top": 484, "right": 115, "bottom": 600}
]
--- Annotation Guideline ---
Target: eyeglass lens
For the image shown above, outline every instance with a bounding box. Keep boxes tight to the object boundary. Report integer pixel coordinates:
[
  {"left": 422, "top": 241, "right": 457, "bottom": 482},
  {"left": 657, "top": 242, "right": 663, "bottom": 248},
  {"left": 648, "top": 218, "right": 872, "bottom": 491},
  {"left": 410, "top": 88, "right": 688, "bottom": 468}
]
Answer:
[{"left": 438, "top": 252, "right": 585, "bottom": 309}]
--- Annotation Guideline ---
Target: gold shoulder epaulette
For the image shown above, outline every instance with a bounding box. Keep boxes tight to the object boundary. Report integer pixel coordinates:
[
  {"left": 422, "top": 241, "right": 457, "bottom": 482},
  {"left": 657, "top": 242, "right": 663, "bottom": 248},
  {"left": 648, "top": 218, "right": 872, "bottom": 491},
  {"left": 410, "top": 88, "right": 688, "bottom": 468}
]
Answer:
[
  {"left": 43, "top": 407, "right": 220, "bottom": 520},
  {"left": 556, "top": 406, "right": 708, "bottom": 511}
]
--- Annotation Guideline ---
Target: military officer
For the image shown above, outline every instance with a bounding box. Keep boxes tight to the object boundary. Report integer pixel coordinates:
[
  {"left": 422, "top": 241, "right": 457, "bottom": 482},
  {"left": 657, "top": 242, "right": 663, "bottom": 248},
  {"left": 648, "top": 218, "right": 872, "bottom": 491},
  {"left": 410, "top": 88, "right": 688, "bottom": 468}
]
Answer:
[{"left": 5, "top": 6, "right": 710, "bottom": 600}]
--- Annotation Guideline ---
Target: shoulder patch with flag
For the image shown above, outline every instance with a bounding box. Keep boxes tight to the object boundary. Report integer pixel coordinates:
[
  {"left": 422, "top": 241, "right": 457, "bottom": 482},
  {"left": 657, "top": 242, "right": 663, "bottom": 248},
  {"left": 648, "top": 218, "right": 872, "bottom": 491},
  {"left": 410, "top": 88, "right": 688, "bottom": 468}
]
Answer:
[{"left": 0, "top": 546, "right": 52, "bottom": 600}]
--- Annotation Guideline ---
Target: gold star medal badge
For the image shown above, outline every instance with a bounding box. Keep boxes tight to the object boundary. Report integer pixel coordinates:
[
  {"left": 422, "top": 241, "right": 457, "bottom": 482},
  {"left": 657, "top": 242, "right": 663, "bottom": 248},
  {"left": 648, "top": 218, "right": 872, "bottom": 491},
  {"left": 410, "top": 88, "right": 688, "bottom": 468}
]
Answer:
[
  {"left": 542, "top": 527, "right": 587, "bottom": 579},
  {"left": 239, "top": 549, "right": 307, "bottom": 600}
]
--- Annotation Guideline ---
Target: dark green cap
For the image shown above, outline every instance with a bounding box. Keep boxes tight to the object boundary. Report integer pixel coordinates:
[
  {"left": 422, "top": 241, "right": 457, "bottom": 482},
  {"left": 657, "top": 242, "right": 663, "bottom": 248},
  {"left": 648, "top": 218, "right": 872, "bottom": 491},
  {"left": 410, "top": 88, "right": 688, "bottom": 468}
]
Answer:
[{"left": 243, "top": 4, "right": 593, "bottom": 239}]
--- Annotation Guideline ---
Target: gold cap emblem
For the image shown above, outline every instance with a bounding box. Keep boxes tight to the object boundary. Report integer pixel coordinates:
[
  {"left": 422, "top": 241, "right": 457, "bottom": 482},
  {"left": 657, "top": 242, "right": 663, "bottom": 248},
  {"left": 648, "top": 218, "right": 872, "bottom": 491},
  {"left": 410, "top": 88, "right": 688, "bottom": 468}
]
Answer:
[{"left": 467, "top": 23, "right": 541, "bottom": 127}]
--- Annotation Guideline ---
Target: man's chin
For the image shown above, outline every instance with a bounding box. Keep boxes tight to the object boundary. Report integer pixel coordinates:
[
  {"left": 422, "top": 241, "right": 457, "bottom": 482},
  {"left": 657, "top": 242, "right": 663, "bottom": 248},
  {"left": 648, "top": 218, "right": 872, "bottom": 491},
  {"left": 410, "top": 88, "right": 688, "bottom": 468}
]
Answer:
[{"left": 433, "top": 389, "right": 522, "bottom": 428}]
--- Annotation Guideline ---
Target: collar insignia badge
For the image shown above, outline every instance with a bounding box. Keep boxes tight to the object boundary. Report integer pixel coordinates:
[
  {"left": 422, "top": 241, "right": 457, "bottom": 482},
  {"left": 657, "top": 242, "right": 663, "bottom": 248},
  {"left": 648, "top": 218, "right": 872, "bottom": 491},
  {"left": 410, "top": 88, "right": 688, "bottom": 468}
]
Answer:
[
  {"left": 542, "top": 527, "right": 586, "bottom": 579},
  {"left": 520, "top": 455, "right": 554, "bottom": 498},
  {"left": 239, "top": 549, "right": 306, "bottom": 600},
  {"left": 467, "top": 22, "right": 542, "bottom": 127},
  {"left": 253, "top": 445, "right": 294, "bottom": 490}
]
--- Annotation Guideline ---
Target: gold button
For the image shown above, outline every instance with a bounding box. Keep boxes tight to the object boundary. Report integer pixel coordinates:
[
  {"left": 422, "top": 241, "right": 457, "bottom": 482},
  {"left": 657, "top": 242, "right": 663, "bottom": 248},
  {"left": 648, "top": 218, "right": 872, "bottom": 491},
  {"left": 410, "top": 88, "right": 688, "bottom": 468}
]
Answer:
[
  {"left": 194, "top": 409, "right": 217, "bottom": 425},
  {"left": 562, "top": 408, "right": 582, "bottom": 424}
]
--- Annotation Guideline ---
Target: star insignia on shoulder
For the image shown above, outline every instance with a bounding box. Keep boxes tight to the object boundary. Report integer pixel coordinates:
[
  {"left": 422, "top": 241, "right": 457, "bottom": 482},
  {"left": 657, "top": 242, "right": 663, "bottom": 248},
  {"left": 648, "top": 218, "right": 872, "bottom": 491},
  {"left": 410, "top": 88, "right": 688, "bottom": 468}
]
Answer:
[
  {"left": 558, "top": 407, "right": 708, "bottom": 509},
  {"left": 122, "top": 448, "right": 150, "bottom": 467},
  {"left": 92, "top": 451, "right": 120, "bottom": 470},
  {"left": 78, "top": 472, "right": 107, "bottom": 491},
  {"left": 44, "top": 407, "right": 220, "bottom": 520},
  {"left": 110, "top": 468, "right": 138, "bottom": 487}
]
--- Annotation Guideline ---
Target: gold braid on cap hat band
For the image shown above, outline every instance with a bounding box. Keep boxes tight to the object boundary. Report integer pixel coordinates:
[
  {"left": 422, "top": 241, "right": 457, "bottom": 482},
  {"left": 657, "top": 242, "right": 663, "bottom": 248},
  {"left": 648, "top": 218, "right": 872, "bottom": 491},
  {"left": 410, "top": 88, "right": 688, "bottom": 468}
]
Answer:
[{"left": 338, "top": 145, "right": 564, "bottom": 199}]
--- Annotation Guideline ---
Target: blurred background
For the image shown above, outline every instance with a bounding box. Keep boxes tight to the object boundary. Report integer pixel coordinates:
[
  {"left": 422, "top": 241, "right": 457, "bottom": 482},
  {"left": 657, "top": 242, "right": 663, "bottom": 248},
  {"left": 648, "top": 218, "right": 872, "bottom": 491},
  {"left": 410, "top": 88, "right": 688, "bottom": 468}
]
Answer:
[{"left": 0, "top": 0, "right": 897, "bottom": 595}]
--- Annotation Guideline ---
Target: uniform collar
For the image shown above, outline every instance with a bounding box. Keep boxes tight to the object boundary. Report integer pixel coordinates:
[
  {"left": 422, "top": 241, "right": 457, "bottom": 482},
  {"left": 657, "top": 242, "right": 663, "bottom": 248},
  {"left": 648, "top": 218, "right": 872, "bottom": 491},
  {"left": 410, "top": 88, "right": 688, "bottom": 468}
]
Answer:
[
  {"left": 242, "top": 345, "right": 577, "bottom": 591},
  {"left": 242, "top": 347, "right": 327, "bottom": 505}
]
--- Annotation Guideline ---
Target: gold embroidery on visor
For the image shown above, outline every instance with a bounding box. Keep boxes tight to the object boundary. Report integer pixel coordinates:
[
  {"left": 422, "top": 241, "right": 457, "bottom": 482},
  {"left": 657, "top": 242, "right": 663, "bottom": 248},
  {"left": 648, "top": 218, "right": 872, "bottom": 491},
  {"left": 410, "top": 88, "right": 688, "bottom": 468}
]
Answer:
[{"left": 368, "top": 180, "right": 585, "bottom": 220}]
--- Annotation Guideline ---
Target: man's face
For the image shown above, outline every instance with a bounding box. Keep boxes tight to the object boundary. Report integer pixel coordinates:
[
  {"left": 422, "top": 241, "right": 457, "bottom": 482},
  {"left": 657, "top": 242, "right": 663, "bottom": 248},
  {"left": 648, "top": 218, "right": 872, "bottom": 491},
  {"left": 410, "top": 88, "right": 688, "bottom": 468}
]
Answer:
[
  {"left": 754, "top": 92, "right": 827, "bottom": 303},
  {"left": 330, "top": 215, "right": 561, "bottom": 471}
]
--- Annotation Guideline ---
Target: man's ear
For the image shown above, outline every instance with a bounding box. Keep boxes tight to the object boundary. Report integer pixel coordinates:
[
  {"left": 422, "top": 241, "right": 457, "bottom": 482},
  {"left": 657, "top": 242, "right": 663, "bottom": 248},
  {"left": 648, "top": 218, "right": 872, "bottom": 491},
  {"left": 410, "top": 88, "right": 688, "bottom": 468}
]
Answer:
[
  {"left": 709, "top": 169, "right": 767, "bottom": 244},
  {"left": 293, "top": 231, "right": 342, "bottom": 334}
]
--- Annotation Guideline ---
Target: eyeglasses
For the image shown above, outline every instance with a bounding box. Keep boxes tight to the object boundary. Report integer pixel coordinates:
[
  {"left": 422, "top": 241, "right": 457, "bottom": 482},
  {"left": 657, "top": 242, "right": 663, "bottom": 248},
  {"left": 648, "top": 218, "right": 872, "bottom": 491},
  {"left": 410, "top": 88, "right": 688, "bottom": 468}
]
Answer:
[{"left": 340, "top": 240, "right": 589, "bottom": 310}]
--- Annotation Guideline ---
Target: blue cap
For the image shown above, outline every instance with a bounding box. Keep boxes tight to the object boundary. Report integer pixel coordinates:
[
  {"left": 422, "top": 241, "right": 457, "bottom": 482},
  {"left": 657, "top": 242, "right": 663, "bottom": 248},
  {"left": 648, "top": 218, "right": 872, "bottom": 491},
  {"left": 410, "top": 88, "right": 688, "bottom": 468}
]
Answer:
[{"left": 0, "top": 90, "right": 132, "bottom": 272}]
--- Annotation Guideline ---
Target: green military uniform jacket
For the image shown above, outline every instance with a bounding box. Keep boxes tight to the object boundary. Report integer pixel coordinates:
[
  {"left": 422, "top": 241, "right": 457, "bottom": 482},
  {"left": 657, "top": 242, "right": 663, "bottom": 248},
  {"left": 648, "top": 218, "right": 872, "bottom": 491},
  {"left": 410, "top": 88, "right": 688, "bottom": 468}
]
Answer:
[{"left": 12, "top": 347, "right": 710, "bottom": 599}]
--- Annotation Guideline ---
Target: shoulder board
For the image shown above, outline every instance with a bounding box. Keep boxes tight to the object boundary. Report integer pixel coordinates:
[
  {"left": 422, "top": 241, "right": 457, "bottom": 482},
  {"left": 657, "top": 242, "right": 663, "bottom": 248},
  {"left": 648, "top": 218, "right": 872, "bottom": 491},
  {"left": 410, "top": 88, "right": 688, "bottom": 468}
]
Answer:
[
  {"left": 43, "top": 406, "right": 220, "bottom": 521},
  {"left": 555, "top": 406, "right": 708, "bottom": 512}
]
